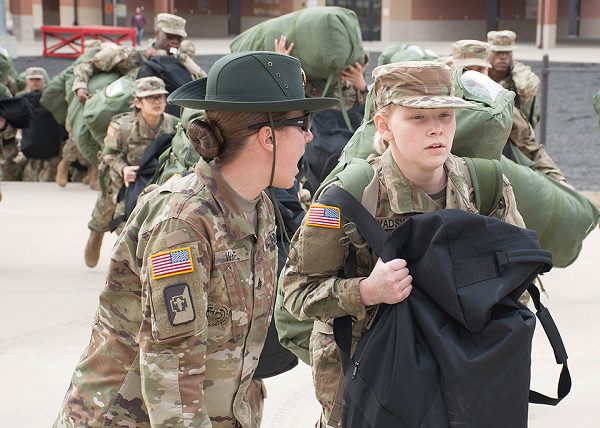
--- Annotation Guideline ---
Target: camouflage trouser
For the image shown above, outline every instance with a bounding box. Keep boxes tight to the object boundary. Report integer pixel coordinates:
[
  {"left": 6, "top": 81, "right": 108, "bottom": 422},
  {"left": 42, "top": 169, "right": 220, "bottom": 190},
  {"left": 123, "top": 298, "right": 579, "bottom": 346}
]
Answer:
[
  {"left": 0, "top": 140, "right": 24, "bottom": 181},
  {"left": 22, "top": 156, "right": 61, "bottom": 182},
  {"left": 246, "top": 379, "right": 266, "bottom": 426},
  {"left": 88, "top": 166, "right": 124, "bottom": 233},
  {"left": 62, "top": 138, "right": 88, "bottom": 164}
]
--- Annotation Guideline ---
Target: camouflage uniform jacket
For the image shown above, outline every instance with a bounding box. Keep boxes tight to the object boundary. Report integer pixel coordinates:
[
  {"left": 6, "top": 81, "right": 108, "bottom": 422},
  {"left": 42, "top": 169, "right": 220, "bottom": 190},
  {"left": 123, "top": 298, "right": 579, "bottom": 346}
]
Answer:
[
  {"left": 498, "top": 61, "right": 540, "bottom": 126},
  {"left": 281, "top": 150, "right": 525, "bottom": 425},
  {"left": 305, "top": 78, "right": 367, "bottom": 111},
  {"left": 101, "top": 110, "right": 178, "bottom": 187},
  {"left": 54, "top": 157, "right": 278, "bottom": 427},
  {"left": 510, "top": 108, "right": 566, "bottom": 181}
]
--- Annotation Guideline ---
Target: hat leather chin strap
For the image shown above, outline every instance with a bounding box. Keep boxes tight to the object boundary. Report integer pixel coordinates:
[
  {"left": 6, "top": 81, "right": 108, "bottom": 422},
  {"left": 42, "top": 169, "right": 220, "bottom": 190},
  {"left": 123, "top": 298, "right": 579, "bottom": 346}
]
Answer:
[{"left": 267, "top": 112, "right": 277, "bottom": 188}]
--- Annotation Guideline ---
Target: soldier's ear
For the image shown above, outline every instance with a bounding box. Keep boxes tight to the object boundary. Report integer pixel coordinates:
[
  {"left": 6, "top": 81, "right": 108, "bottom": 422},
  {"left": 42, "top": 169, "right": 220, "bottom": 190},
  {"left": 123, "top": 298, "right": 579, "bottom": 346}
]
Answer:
[{"left": 374, "top": 112, "right": 394, "bottom": 142}]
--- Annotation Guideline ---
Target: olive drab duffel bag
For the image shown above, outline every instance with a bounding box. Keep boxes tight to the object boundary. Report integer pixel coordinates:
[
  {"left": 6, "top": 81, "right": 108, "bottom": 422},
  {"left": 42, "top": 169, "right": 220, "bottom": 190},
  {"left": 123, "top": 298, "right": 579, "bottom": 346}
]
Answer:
[
  {"left": 230, "top": 6, "right": 365, "bottom": 83},
  {"left": 377, "top": 42, "right": 438, "bottom": 66},
  {"left": 319, "top": 186, "right": 570, "bottom": 428},
  {"left": 501, "top": 145, "right": 600, "bottom": 268},
  {"left": 83, "top": 75, "right": 136, "bottom": 147},
  {"left": 66, "top": 71, "right": 121, "bottom": 165}
]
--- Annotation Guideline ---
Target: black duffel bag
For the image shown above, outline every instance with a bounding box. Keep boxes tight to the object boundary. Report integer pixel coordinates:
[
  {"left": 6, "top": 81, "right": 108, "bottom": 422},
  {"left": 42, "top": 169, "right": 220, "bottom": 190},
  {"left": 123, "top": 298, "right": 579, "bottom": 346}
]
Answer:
[
  {"left": 19, "top": 91, "right": 65, "bottom": 159},
  {"left": 0, "top": 96, "right": 32, "bottom": 129},
  {"left": 318, "top": 187, "right": 571, "bottom": 428}
]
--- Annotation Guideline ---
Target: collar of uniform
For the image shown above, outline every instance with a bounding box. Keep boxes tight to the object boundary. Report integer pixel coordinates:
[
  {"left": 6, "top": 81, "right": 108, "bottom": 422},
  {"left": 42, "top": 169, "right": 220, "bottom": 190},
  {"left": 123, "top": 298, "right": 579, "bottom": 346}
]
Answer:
[
  {"left": 194, "top": 158, "right": 258, "bottom": 240},
  {"left": 380, "top": 149, "right": 474, "bottom": 214}
]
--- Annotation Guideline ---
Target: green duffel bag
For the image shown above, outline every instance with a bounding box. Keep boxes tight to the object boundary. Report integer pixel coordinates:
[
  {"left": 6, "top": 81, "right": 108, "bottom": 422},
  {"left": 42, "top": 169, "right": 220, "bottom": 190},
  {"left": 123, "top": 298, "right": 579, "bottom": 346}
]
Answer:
[
  {"left": 377, "top": 42, "right": 438, "bottom": 66},
  {"left": 593, "top": 89, "right": 600, "bottom": 128},
  {"left": 84, "top": 76, "right": 136, "bottom": 147},
  {"left": 41, "top": 48, "right": 101, "bottom": 124},
  {"left": 501, "top": 145, "right": 600, "bottom": 268},
  {"left": 453, "top": 69, "right": 515, "bottom": 160},
  {"left": 67, "top": 72, "right": 121, "bottom": 164},
  {"left": 230, "top": 6, "right": 365, "bottom": 82},
  {"left": 152, "top": 108, "right": 204, "bottom": 185}
]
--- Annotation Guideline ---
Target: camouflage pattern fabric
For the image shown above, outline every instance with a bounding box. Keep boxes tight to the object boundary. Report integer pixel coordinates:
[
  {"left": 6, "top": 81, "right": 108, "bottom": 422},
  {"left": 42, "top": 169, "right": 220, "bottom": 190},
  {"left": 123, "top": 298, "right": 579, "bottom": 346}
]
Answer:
[
  {"left": 22, "top": 155, "right": 61, "bottom": 181},
  {"left": 498, "top": 61, "right": 540, "bottom": 126},
  {"left": 451, "top": 39, "right": 491, "bottom": 69},
  {"left": 0, "top": 139, "right": 23, "bottom": 181},
  {"left": 61, "top": 137, "right": 88, "bottom": 164},
  {"left": 54, "top": 157, "right": 277, "bottom": 427},
  {"left": 373, "top": 61, "right": 473, "bottom": 110},
  {"left": 281, "top": 151, "right": 524, "bottom": 426},
  {"left": 509, "top": 108, "right": 565, "bottom": 181},
  {"left": 88, "top": 110, "right": 178, "bottom": 233},
  {"left": 487, "top": 30, "right": 516, "bottom": 52},
  {"left": 305, "top": 78, "right": 366, "bottom": 111}
]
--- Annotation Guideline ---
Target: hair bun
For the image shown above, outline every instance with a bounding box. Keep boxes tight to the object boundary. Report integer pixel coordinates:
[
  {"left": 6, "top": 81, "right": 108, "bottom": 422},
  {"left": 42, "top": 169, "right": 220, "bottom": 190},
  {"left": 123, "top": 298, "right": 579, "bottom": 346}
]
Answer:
[{"left": 187, "top": 119, "right": 225, "bottom": 160}]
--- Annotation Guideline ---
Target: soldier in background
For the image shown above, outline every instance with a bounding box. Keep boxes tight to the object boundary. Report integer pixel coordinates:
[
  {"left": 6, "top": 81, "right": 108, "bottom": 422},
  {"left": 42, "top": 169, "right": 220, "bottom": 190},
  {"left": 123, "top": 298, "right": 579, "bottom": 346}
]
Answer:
[
  {"left": 487, "top": 30, "right": 541, "bottom": 127},
  {"left": 84, "top": 77, "right": 178, "bottom": 268},
  {"left": 19, "top": 67, "right": 63, "bottom": 182},
  {"left": 73, "top": 13, "right": 205, "bottom": 105},
  {"left": 451, "top": 39, "right": 492, "bottom": 75}
]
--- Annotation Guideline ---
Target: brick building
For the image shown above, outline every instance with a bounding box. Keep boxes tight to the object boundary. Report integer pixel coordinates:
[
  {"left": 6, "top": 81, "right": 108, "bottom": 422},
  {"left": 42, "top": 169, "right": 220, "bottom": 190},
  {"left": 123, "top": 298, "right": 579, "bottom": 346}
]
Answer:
[{"left": 5, "top": 0, "right": 600, "bottom": 48}]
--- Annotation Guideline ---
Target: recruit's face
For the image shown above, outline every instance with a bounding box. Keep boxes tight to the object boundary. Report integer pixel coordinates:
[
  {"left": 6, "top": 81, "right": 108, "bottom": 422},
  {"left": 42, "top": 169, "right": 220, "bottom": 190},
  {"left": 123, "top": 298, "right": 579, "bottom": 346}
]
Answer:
[
  {"left": 489, "top": 51, "right": 513, "bottom": 74},
  {"left": 381, "top": 105, "right": 455, "bottom": 175},
  {"left": 26, "top": 77, "right": 45, "bottom": 92},
  {"left": 155, "top": 31, "right": 183, "bottom": 52},
  {"left": 272, "top": 110, "right": 312, "bottom": 189},
  {"left": 136, "top": 94, "right": 166, "bottom": 118}
]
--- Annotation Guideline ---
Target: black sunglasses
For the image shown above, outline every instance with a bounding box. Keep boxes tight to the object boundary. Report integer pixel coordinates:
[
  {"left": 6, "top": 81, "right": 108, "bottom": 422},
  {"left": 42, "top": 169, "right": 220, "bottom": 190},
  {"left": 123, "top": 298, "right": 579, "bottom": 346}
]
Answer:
[{"left": 247, "top": 114, "right": 312, "bottom": 132}]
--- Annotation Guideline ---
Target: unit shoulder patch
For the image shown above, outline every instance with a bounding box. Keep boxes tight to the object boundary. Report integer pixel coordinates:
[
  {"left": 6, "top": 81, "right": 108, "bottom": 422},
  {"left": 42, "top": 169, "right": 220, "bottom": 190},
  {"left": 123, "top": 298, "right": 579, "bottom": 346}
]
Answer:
[
  {"left": 163, "top": 283, "right": 195, "bottom": 326},
  {"left": 306, "top": 204, "right": 341, "bottom": 229},
  {"left": 150, "top": 246, "right": 194, "bottom": 279}
]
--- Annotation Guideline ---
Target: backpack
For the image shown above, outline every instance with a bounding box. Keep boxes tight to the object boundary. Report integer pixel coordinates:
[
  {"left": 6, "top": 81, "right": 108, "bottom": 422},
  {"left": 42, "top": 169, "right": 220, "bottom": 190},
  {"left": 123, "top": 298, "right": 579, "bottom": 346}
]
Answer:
[
  {"left": 19, "top": 92, "right": 65, "bottom": 159},
  {"left": 274, "top": 157, "right": 504, "bottom": 365},
  {"left": 300, "top": 104, "right": 364, "bottom": 195},
  {"left": 230, "top": 6, "right": 365, "bottom": 83},
  {"left": 137, "top": 55, "right": 193, "bottom": 117},
  {"left": 319, "top": 187, "right": 570, "bottom": 427}
]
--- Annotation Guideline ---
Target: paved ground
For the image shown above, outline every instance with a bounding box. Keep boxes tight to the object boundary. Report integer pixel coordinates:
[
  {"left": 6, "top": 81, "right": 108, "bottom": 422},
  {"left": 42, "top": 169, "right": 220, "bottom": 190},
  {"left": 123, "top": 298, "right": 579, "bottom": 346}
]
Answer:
[{"left": 0, "top": 181, "right": 599, "bottom": 426}]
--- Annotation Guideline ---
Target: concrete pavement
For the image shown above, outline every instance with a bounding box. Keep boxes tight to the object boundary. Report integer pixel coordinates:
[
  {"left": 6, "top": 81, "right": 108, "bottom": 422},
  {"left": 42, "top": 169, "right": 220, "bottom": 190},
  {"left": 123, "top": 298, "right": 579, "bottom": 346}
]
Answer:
[
  {"left": 0, "top": 181, "right": 598, "bottom": 426},
  {"left": 8, "top": 36, "right": 600, "bottom": 63}
]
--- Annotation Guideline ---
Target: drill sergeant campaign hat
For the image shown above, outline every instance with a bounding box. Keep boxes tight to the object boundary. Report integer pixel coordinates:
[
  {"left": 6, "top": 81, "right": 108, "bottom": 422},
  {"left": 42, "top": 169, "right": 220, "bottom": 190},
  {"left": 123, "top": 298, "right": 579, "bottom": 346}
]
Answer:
[
  {"left": 156, "top": 13, "right": 187, "bottom": 38},
  {"left": 451, "top": 40, "right": 492, "bottom": 69},
  {"left": 373, "top": 61, "right": 473, "bottom": 109},
  {"left": 487, "top": 30, "right": 517, "bottom": 52},
  {"left": 135, "top": 76, "right": 169, "bottom": 98},
  {"left": 24, "top": 67, "right": 46, "bottom": 79},
  {"left": 168, "top": 51, "right": 339, "bottom": 112}
]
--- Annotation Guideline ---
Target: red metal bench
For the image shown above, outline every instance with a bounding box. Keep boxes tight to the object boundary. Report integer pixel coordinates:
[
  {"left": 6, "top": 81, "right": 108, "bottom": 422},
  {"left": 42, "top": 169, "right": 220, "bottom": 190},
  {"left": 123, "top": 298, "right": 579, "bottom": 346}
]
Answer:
[{"left": 41, "top": 25, "right": 136, "bottom": 58}]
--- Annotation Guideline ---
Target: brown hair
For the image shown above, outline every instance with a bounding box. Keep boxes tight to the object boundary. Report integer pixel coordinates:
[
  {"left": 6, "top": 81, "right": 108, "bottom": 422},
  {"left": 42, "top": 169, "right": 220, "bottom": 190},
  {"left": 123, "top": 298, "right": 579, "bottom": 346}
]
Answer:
[{"left": 187, "top": 110, "right": 289, "bottom": 164}]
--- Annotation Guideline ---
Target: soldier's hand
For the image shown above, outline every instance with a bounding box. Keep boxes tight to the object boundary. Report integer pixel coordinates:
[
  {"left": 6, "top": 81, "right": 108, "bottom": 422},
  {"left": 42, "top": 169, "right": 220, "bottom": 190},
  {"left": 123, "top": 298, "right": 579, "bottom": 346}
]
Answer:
[
  {"left": 274, "top": 35, "right": 294, "bottom": 56},
  {"left": 558, "top": 178, "right": 575, "bottom": 190},
  {"left": 76, "top": 88, "right": 89, "bottom": 104},
  {"left": 122, "top": 165, "right": 139, "bottom": 187},
  {"left": 359, "top": 258, "right": 412, "bottom": 306},
  {"left": 0, "top": 116, "right": 6, "bottom": 130},
  {"left": 341, "top": 62, "right": 367, "bottom": 92}
]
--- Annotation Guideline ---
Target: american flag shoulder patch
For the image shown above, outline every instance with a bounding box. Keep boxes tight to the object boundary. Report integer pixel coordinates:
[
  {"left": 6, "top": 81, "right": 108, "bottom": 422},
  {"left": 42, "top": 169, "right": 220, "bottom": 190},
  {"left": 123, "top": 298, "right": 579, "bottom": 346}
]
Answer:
[
  {"left": 150, "top": 247, "right": 194, "bottom": 280},
  {"left": 306, "top": 205, "right": 341, "bottom": 229}
]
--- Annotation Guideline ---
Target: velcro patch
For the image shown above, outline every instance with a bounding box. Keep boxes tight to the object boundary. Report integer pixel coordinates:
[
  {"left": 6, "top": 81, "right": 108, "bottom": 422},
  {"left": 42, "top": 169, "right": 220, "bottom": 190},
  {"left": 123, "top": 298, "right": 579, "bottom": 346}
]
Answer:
[
  {"left": 163, "top": 283, "right": 195, "bottom": 326},
  {"left": 150, "top": 247, "right": 194, "bottom": 279},
  {"left": 306, "top": 205, "right": 341, "bottom": 229}
]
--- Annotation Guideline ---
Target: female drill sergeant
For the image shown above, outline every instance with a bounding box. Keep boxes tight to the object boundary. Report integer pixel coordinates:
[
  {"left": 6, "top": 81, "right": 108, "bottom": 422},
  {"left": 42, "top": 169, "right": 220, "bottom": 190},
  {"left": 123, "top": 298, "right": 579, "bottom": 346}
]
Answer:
[
  {"left": 54, "top": 51, "right": 338, "bottom": 427},
  {"left": 281, "top": 61, "right": 526, "bottom": 428}
]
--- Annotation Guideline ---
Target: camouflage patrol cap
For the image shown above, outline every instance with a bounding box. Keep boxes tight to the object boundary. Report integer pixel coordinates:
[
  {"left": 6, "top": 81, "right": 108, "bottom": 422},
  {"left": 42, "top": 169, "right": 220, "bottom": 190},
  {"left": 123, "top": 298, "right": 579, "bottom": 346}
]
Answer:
[
  {"left": 373, "top": 61, "right": 473, "bottom": 109},
  {"left": 156, "top": 13, "right": 187, "bottom": 38},
  {"left": 25, "top": 67, "right": 46, "bottom": 79},
  {"left": 452, "top": 40, "right": 492, "bottom": 69},
  {"left": 487, "top": 30, "right": 517, "bottom": 52},
  {"left": 135, "top": 76, "right": 168, "bottom": 98}
]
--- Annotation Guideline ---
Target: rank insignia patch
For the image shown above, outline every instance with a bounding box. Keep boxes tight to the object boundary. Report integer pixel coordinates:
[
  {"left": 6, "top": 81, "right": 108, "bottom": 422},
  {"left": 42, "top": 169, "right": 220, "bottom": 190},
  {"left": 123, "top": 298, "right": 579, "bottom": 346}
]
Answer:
[
  {"left": 164, "top": 284, "right": 195, "bottom": 326},
  {"left": 150, "top": 247, "right": 194, "bottom": 279},
  {"left": 306, "top": 205, "right": 341, "bottom": 229}
]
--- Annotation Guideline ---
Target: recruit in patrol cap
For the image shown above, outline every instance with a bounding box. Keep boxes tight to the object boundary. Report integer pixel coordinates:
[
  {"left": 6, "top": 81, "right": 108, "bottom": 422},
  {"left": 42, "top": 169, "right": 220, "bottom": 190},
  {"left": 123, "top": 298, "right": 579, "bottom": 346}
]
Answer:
[
  {"left": 156, "top": 13, "right": 187, "bottom": 38},
  {"left": 452, "top": 40, "right": 492, "bottom": 69},
  {"left": 373, "top": 61, "right": 473, "bottom": 109},
  {"left": 487, "top": 30, "right": 517, "bottom": 52},
  {"left": 168, "top": 51, "right": 339, "bottom": 112},
  {"left": 135, "top": 76, "right": 168, "bottom": 98},
  {"left": 25, "top": 67, "right": 46, "bottom": 79}
]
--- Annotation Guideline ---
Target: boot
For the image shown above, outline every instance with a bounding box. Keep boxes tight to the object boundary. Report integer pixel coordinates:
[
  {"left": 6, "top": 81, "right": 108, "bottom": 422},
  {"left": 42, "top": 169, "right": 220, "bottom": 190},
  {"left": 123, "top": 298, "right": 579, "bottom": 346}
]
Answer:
[
  {"left": 87, "top": 164, "right": 99, "bottom": 191},
  {"left": 55, "top": 158, "right": 70, "bottom": 187},
  {"left": 84, "top": 230, "right": 105, "bottom": 268}
]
